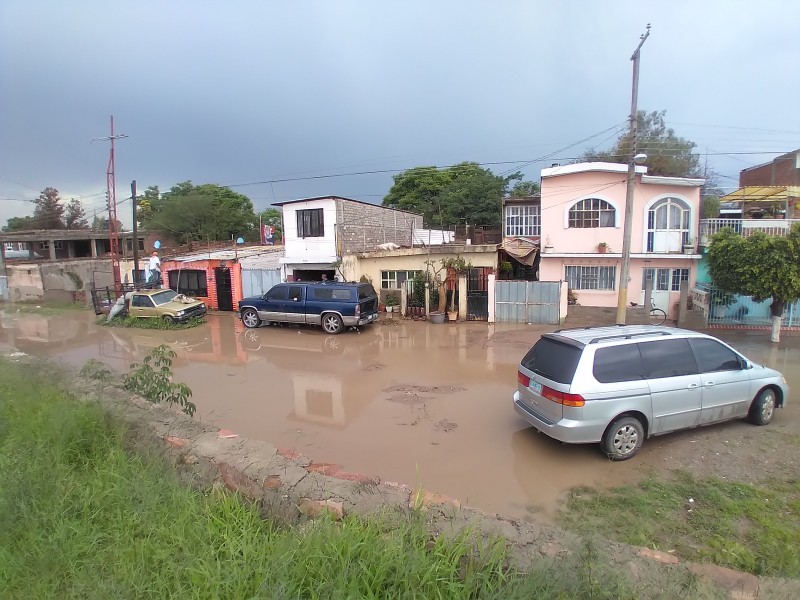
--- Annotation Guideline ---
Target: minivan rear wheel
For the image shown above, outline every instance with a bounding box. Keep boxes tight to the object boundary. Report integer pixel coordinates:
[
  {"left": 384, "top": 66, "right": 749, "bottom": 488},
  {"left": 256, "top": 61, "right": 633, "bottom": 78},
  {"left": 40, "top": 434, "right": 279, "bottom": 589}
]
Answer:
[
  {"left": 748, "top": 388, "right": 776, "bottom": 426},
  {"left": 602, "top": 416, "right": 644, "bottom": 461}
]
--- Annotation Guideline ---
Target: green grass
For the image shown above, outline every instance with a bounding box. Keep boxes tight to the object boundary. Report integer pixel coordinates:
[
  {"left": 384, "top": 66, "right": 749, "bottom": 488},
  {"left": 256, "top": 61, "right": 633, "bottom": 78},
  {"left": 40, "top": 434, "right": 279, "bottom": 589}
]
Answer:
[
  {"left": 100, "top": 315, "right": 205, "bottom": 330},
  {"left": 0, "top": 359, "right": 727, "bottom": 599},
  {"left": 559, "top": 471, "right": 800, "bottom": 578}
]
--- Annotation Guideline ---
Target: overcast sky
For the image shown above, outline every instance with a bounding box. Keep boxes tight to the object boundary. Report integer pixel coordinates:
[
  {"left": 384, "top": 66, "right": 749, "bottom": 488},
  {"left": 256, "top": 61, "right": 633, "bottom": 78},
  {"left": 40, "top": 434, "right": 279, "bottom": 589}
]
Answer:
[{"left": 1, "top": 0, "right": 798, "bottom": 228}]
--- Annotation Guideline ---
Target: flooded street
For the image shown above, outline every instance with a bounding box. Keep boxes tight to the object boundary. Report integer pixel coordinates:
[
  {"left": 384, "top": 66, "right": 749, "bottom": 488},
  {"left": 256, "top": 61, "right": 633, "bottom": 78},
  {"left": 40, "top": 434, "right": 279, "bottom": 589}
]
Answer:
[{"left": 2, "top": 308, "right": 799, "bottom": 522}]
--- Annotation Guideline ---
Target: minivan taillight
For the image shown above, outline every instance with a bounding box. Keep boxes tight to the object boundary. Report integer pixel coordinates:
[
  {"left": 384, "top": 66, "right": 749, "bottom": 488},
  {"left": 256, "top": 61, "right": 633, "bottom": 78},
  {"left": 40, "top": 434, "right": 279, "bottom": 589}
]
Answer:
[
  {"left": 541, "top": 385, "right": 585, "bottom": 407},
  {"left": 517, "top": 371, "right": 530, "bottom": 387}
]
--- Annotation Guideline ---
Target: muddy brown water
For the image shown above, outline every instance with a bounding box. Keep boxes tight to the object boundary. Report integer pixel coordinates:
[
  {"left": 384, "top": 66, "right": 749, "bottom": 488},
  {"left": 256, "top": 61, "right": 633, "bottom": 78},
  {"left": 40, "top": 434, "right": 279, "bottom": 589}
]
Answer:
[{"left": 2, "top": 309, "right": 798, "bottom": 523}]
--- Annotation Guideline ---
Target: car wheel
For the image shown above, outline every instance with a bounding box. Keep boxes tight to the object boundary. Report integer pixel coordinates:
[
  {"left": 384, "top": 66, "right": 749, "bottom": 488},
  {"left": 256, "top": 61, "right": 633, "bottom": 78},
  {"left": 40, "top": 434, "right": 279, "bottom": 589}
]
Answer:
[
  {"left": 601, "top": 416, "right": 644, "bottom": 461},
  {"left": 321, "top": 313, "right": 344, "bottom": 335},
  {"left": 241, "top": 308, "right": 261, "bottom": 329},
  {"left": 748, "top": 388, "right": 777, "bottom": 426},
  {"left": 162, "top": 315, "right": 176, "bottom": 324}
]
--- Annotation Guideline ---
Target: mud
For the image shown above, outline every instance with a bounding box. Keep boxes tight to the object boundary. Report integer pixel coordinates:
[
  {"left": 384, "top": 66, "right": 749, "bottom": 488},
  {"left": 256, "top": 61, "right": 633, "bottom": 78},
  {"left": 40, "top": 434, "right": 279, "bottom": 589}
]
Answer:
[{"left": 2, "top": 308, "right": 799, "bottom": 524}]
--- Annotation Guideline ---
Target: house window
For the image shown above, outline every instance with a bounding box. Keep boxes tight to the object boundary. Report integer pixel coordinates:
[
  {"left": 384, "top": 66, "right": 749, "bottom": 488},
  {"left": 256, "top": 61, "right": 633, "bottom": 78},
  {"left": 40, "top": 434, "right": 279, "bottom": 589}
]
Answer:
[
  {"left": 642, "top": 268, "right": 690, "bottom": 292},
  {"left": 647, "top": 197, "right": 690, "bottom": 252},
  {"left": 168, "top": 269, "right": 208, "bottom": 297},
  {"left": 568, "top": 198, "right": 615, "bottom": 228},
  {"left": 671, "top": 268, "right": 690, "bottom": 292},
  {"left": 4, "top": 242, "right": 14, "bottom": 251},
  {"left": 380, "top": 270, "right": 420, "bottom": 289},
  {"left": 297, "top": 208, "right": 324, "bottom": 238},
  {"left": 54, "top": 241, "right": 63, "bottom": 250},
  {"left": 504, "top": 205, "right": 540, "bottom": 237},
  {"left": 565, "top": 266, "right": 616, "bottom": 290},
  {"left": 38, "top": 242, "right": 49, "bottom": 250}
]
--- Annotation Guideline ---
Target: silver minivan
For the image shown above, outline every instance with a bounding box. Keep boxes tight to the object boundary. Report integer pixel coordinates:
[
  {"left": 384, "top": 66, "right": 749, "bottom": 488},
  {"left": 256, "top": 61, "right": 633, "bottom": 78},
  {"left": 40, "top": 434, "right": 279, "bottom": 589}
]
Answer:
[{"left": 513, "top": 325, "right": 789, "bottom": 460}]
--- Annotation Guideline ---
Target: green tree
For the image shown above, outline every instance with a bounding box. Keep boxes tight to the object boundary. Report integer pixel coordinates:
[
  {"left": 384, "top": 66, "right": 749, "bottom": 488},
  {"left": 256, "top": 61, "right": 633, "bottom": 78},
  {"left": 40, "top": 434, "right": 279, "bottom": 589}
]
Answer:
[
  {"left": 136, "top": 185, "right": 160, "bottom": 226},
  {"left": 258, "top": 208, "right": 282, "bottom": 242},
  {"left": 510, "top": 180, "right": 540, "bottom": 197},
  {"left": 140, "top": 181, "right": 257, "bottom": 244},
  {"left": 708, "top": 226, "right": 800, "bottom": 342},
  {"left": 701, "top": 195, "right": 721, "bottom": 219},
  {"left": 33, "top": 187, "right": 65, "bottom": 229},
  {"left": 64, "top": 198, "right": 89, "bottom": 230},
  {"left": 582, "top": 110, "right": 701, "bottom": 178},
  {"left": 383, "top": 162, "right": 519, "bottom": 227},
  {"left": 3, "top": 215, "right": 36, "bottom": 232}
]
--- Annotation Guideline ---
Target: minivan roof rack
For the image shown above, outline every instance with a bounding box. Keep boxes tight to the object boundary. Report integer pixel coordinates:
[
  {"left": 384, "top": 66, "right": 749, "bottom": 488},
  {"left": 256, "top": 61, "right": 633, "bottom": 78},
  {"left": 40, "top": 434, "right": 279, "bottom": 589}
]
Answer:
[
  {"left": 588, "top": 331, "right": 672, "bottom": 344},
  {"left": 554, "top": 324, "right": 628, "bottom": 333}
]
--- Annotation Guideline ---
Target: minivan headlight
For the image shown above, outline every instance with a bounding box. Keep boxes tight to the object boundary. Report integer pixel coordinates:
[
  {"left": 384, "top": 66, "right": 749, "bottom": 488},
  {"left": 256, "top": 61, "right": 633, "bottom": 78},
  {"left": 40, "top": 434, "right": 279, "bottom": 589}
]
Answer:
[{"left": 782, "top": 375, "right": 788, "bottom": 385}]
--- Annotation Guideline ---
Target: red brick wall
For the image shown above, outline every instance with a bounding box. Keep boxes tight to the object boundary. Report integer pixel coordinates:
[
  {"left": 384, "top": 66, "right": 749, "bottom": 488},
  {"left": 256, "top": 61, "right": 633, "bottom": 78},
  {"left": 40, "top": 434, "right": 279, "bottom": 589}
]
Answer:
[{"left": 740, "top": 152, "right": 800, "bottom": 187}]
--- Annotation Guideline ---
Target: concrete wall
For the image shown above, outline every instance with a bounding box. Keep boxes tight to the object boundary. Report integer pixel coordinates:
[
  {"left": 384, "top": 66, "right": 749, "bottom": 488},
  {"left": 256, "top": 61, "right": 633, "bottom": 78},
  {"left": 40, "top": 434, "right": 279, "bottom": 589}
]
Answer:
[
  {"left": 336, "top": 200, "right": 422, "bottom": 254},
  {"left": 282, "top": 198, "right": 338, "bottom": 263},
  {"left": 740, "top": 151, "right": 800, "bottom": 187},
  {"left": 341, "top": 246, "right": 498, "bottom": 289},
  {"left": 5, "top": 259, "right": 114, "bottom": 303}
]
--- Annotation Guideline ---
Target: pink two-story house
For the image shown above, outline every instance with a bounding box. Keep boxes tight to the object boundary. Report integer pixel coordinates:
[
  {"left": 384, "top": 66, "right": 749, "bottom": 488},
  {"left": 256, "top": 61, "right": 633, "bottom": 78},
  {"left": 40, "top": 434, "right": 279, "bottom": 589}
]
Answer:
[{"left": 538, "top": 162, "right": 704, "bottom": 317}]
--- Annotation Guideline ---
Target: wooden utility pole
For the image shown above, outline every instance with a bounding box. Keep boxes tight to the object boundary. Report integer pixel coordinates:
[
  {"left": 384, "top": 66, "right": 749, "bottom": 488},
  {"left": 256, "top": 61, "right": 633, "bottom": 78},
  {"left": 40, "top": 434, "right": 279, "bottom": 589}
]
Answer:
[{"left": 131, "top": 180, "right": 140, "bottom": 285}]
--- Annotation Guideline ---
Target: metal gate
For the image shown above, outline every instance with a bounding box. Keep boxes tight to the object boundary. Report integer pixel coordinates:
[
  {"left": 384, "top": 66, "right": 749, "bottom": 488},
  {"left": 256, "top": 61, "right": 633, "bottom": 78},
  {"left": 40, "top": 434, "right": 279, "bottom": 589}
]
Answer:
[
  {"left": 466, "top": 268, "right": 490, "bottom": 321},
  {"left": 241, "top": 268, "right": 281, "bottom": 297},
  {"left": 214, "top": 267, "right": 234, "bottom": 311},
  {"left": 495, "top": 280, "right": 561, "bottom": 324}
]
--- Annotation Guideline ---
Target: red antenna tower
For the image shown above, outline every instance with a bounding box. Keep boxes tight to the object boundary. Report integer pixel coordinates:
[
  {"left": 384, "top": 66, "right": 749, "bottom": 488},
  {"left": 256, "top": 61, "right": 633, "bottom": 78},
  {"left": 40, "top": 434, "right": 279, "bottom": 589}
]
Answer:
[{"left": 93, "top": 116, "right": 128, "bottom": 294}]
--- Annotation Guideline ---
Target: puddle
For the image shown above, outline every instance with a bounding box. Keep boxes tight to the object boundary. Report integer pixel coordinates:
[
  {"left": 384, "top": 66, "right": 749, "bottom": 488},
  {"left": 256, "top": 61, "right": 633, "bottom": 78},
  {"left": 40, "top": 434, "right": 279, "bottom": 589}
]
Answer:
[{"left": 3, "top": 308, "right": 799, "bottom": 523}]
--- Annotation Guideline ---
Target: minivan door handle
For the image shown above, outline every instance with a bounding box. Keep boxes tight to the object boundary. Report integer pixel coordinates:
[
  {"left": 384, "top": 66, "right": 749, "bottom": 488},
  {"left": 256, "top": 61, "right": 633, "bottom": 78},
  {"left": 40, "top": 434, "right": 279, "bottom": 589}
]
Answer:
[
  {"left": 705, "top": 381, "right": 715, "bottom": 387},
  {"left": 688, "top": 383, "right": 700, "bottom": 389}
]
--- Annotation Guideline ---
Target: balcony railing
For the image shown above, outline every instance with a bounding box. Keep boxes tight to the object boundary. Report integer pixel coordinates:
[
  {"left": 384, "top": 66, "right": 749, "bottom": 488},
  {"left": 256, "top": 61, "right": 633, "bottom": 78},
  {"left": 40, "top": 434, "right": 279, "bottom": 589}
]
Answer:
[{"left": 699, "top": 218, "right": 800, "bottom": 245}]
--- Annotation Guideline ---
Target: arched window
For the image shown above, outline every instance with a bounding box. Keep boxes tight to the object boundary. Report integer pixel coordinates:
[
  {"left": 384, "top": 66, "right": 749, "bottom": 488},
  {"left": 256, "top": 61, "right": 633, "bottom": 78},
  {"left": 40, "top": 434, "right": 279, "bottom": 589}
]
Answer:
[
  {"left": 568, "top": 198, "right": 615, "bottom": 228},
  {"left": 647, "top": 197, "right": 690, "bottom": 252}
]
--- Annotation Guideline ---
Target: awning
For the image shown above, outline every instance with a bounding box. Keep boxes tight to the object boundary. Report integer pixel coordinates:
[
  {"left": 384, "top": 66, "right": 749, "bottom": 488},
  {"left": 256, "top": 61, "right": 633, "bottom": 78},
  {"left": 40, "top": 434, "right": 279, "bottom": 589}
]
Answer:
[
  {"left": 500, "top": 237, "right": 539, "bottom": 266},
  {"left": 720, "top": 186, "right": 788, "bottom": 203}
]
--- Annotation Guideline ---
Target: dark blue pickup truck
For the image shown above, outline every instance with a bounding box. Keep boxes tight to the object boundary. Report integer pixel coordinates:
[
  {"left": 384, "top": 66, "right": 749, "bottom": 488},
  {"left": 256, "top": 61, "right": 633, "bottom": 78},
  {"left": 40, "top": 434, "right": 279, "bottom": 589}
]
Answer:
[{"left": 238, "top": 282, "right": 379, "bottom": 334}]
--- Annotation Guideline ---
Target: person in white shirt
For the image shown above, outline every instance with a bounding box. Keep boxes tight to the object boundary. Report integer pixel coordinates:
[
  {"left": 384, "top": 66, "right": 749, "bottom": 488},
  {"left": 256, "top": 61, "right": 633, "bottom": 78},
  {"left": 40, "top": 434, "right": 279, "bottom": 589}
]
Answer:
[{"left": 147, "top": 251, "right": 161, "bottom": 285}]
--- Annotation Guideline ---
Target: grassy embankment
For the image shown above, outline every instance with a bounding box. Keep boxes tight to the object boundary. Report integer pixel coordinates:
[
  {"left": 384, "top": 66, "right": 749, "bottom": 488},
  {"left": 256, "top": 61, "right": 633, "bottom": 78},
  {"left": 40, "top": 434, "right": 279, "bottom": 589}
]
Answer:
[
  {"left": 560, "top": 471, "right": 800, "bottom": 578},
  {"left": 0, "top": 357, "right": 727, "bottom": 599},
  {"left": 100, "top": 315, "right": 205, "bottom": 330}
]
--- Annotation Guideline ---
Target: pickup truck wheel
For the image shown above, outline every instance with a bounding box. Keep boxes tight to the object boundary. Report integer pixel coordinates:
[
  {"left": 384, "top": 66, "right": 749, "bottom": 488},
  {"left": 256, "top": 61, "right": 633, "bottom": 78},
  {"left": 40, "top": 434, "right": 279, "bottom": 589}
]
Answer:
[
  {"left": 601, "top": 416, "right": 644, "bottom": 461},
  {"left": 321, "top": 313, "right": 344, "bottom": 335},
  {"left": 241, "top": 308, "right": 261, "bottom": 329}
]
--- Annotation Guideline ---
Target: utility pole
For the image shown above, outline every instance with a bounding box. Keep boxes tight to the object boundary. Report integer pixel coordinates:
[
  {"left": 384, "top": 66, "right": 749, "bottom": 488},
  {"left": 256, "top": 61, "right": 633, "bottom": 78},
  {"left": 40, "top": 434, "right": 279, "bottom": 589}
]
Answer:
[
  {"left": 131, "top": 180, "right": 140, "bottom": 285},
  {"left": 616, "top": 24, "right": 651, "bottom": 325},
  {"left": 92, "top": 116, "right": 128, "bottom": 294}
]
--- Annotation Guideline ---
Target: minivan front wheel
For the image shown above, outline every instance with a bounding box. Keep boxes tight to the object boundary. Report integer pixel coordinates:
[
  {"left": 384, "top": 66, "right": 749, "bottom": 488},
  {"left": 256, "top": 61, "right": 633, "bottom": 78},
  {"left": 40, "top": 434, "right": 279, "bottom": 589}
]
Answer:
[
  {"left": 748, "top": 388, "right": 776, "bottom": 426},
  {"left": 602, "top": 417, "right": 644, "bottom": 461}
]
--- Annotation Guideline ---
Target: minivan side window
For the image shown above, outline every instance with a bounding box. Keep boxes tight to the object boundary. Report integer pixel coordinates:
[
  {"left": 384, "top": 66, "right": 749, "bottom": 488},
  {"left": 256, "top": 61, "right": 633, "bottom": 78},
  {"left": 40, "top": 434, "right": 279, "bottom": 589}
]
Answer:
[
  {"left": 521, "top": 337, "right": 582, "bottom": 384},
  {"left": 689, "top": 338, "right": 742, "bottom": 373},
  {"left": 267, "top": 286, "right": 288, "bottom": 301},
  {"left": 638, "top": 339, "right": 699, "bottom": 379},
  {"left": 593, "top": 345, "right": 645, "bottom": 383}
]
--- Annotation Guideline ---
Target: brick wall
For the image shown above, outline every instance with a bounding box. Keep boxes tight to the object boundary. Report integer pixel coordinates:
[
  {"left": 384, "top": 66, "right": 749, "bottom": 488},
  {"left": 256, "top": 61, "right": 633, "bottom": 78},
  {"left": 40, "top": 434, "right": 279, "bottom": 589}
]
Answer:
[
  {"left": 740, "top": 151, "right": 800, "bottom": 187},
  {"left": 336, "top": 200, "right": 422, "bottom": 254}
]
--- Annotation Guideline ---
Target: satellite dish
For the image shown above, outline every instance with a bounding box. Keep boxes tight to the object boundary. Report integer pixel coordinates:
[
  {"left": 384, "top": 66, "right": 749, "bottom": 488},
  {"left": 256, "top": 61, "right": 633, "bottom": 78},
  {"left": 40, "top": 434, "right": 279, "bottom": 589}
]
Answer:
[
  {"left": 236, "top": 237, "right": 244, "bottom": 244},
  {"left": 154, "top": 240, "right": 161, "bottom": 249}
]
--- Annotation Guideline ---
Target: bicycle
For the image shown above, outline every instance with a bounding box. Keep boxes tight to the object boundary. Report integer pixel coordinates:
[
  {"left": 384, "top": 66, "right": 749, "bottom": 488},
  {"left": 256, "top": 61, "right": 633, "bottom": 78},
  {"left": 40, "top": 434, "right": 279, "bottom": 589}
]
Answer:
[{"left": 630, "top": 300, "right": 666, "bottom": 325}]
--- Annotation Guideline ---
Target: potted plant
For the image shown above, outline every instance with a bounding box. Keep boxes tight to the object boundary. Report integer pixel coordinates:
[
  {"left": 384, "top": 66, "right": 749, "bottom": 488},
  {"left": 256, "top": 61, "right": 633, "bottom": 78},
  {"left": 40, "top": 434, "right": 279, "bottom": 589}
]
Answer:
[
  {"left": 597, "top": 242, "right": 609, "bottom": 254},
  {"left": 499, "top": 260, "right": 513, "bottom": 279},
  {"left": 385, "top": 293, "right": 399, "bottom": 313},
  {"left": 424, "top": 255, "right": 472, "bottom": 323}
]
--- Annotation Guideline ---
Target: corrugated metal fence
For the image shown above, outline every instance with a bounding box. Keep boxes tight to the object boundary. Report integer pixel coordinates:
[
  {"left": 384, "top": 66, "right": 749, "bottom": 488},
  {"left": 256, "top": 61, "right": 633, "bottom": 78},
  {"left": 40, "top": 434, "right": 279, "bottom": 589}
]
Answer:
[
  {"left": 495, "top": 281, "right": 561, "bottom": 324},
  {"left": 241, "top": 268, "right": 281, "bottom": 298}
]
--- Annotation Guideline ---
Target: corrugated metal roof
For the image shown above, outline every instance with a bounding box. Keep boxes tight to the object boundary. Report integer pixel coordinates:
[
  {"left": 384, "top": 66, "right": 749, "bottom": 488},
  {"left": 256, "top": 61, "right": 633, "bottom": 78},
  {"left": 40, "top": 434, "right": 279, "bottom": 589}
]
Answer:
[
  {"left": 720, "top": 186, "right": 788, "bottom": 203},
  {"left": 411, "top": 228, "right": 455, "bottom": 246},
  {"left": 168, "top": 245, "right": 283, "bottom": 263}
]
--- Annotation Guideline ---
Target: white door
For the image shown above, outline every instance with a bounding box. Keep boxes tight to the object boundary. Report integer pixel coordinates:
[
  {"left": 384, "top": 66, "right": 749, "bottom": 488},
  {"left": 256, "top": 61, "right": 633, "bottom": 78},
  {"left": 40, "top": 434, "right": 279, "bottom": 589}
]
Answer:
[
  {"left": 641, "top": 268, "right": 671, "bottom": 313},
  {"left": 651, "top": 201, "right": 688, "bottom": 253}
]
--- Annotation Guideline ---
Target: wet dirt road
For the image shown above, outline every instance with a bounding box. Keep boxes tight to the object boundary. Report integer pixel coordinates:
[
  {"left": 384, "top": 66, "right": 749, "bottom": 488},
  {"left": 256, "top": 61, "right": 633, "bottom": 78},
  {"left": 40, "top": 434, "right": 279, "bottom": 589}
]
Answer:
[{"left": 2, "top": 308, "right": 798, "bottom": 522}]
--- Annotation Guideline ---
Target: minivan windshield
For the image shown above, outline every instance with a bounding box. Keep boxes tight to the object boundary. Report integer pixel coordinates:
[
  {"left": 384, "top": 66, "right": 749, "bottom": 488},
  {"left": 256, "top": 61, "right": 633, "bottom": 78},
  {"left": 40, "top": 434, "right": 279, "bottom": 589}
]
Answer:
[{"left": 521, "top": 337, "right": 582, "bottom": 384}]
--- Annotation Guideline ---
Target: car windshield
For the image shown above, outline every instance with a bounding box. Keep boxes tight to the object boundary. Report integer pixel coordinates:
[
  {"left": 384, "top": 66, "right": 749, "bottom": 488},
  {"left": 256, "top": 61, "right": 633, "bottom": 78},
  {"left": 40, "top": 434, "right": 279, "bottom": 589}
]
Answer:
[{"left": 151, "top": 290, "right": 179, "bottom": 306}]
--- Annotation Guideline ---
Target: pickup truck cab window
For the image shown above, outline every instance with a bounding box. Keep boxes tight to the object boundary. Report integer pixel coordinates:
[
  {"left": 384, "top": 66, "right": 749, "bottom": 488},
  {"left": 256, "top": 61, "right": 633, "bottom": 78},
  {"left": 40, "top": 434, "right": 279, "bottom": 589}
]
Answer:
[
  {"left": 267, "top": 286, "right": 288, "bottom": 301},
  {"left": 132, "top": 295, "right": 154, "bottom": 308}
]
